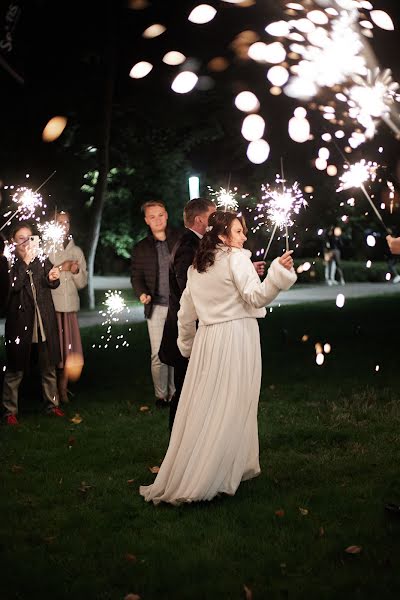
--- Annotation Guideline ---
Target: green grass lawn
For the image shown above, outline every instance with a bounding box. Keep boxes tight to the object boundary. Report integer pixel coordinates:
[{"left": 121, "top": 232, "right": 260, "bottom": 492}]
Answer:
[{"left": 1, "top": 295, "right": 400, "bottom": 600}]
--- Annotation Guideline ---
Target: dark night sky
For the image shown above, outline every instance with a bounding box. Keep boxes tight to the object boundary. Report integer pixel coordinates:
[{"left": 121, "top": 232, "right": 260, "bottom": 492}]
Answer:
[{"left": 1, "top": 0, "right": 400, "bottom": 199}]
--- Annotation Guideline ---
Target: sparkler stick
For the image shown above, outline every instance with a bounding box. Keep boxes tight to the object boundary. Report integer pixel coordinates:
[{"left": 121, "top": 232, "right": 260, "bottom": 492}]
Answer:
[
  {"left": 280, "top": 157, "right": 290, "bottom": 252},
  {"left": 360, "top": 182, "right": 391, "bottom": 234},
  {"left": 34, "top": 170, "right": 56, "bottom": 193},
  {"left": 332, "top": 137, "right": 391, "bottom": 233},
  {"left": 262, "top": 223, "right": 278, "bottom": 261}
]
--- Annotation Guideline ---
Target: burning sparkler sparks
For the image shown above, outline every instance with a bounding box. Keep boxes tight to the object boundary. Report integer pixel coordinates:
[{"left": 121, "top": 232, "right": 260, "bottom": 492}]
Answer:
[
  {"left": 39, "top": 220, "right": 66, "bottom": 255},
  {"left": 94, "top": 291, "right": 131, "bottom": 350},
  {"left": 207, "top": 186, "right": 243, "bottom": 211},
  {"left": 344, "top": 68, "right": 400, "bottom": 138},
  {"left": 0, "top": 187, "right": 45, "bottom": 231},
  {"left": 254, "top": 174, "right": 306, "bottom": 259},
  {"left": 256, "top": 177, "right": 306, "bottom": 231},
  {"left": 129, "top": 1, "right": 399, "bottom": 162},
  {"left": 337, "top": 159, "right": 378, "bottom": 192}
]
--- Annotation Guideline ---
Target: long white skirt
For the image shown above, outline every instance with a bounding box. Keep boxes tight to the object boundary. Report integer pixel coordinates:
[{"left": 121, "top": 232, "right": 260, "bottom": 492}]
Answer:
[{"left": 139, "top": 317, "right": 262, "bottom": 505}]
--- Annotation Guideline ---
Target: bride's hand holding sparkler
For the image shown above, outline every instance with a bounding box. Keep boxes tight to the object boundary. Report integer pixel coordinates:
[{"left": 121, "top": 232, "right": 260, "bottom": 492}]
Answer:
[{"left": 278, "top": 250, "right": 294, "bottom": 272}]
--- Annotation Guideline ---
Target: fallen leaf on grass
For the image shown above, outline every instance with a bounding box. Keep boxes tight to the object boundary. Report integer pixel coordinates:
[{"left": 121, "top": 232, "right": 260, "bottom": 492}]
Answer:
[
  {"left": 139, "top": 406, "right": 150, "bottom": 412},
  {"left": 318, "top": 526, "right": 325, "bottom": 537},
  {"left": 125, "top": 553, "right": 137, "bottom": 563},
  {"left": 124, "top": 594, "right": 141, "bottom": 600},
  {"left": 11, "top": 465, "right": 24, "bottom": 473},
  {"left": 275, "top": 509, "right": 285, "bottom": 517},
  {"left": 70, "top": 413, "right": 83, "bottom": 424},
  {"left": 148, "top": 466, "right": 160, "bottom": 474},
  {"left": 43, "top": 536, "right": 57, "bottom": 544},
  {"left": 78, "top": 481, "right": 93, "bottom": 493},
  {"left": 345, "top": 545, "right": 362, "bottom": 554},
  {"left": 243, "top": 584, "right": 253, "bottom": 600},
  {"left": 127, "top": 479, "right": 135, "bottom": 485},
  {"left": 299, "top": 507, "right": 309, "bottom": 516}
]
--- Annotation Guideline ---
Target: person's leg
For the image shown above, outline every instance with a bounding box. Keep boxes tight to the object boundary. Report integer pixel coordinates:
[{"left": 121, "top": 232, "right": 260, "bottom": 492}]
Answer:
[
  {"left": 330, "top": 259, "right": 337, "bottom": 284},
  {"left": 324, "top": 261, "right": 331, "bottom": 284},
  {"left": 2, "top": 370, "right": 24, "bottom": 419},
  {"left": 146, "top": 305, "right": 173, "bottom": 402},
  {"left": 38, "top": 341, "right": 62, "bottom": 414},
  {"left": 169, "top": 358, "right": 188, "bottom": 433},
  {"left": 388, "top": 256, "right": 400, "bottom": 283},
  {"left": 334, "top": 251, "right": 345, "bottom": 285}
]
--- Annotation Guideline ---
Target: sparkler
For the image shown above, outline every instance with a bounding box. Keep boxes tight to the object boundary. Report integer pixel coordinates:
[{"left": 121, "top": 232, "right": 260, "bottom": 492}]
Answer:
[
  {"left": 345, "top": 68, "right": 400, "bottom": 139},
  {"left": 95, "top": 291, "right": 131, "bottom": 350},
  {"left": 337, "top": 159, "right": 390, "bottom": 233},
  {"left": 3, "top": 241, "right": 16, "bottom": 267},
  {"left": 0, "top": 171, "right": 56, "bottom": 231},
  {"left": 256, "top": 171, "right": 306, "bottom": 260},
  {"left": 0, "top": 188, "right": 44, "bottom": 231},
  {"left": 39, "top": 219, "right": 66, "bottom": 257},
  {"left": 130, "top": 1, "right": 399, "bottom": 162},
  {"left": 207, "top": 185, "right": 243, "bottom": 211}
]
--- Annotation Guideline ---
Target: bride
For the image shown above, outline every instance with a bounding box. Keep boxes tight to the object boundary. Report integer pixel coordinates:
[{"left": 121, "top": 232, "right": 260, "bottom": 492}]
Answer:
[{"left": 140, "top": 210, "right": 296, "bottom": 505}]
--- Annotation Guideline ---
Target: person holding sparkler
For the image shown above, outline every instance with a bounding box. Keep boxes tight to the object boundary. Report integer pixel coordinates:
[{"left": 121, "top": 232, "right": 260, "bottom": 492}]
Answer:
[
  {"left": 46, "top": 211, "right": 88, "bottom": 403},
  {"left": 140, "top": 211, "right": 296, "bottom": 505},
  {"left": 130, "top": 201, "right": 181, "bottom": 409},
  {"left": 1, "top": 223, "right": 64, "bottom": 425}
]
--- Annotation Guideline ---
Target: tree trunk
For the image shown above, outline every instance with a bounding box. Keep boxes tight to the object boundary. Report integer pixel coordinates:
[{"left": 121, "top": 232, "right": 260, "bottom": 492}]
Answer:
[{"left": 85, "top": 49, "right": 115, "bottom": 309}]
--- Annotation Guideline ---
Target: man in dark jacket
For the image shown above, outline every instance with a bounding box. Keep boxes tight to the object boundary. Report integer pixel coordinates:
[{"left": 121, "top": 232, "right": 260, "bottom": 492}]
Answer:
[
  {"left": 2, "top": 223, "right": 64, "bottom": 424},
  {"left": 159, "top": 198, "right": 216, "bottom": 431},
  {"left": 130, "top": 201, "right": 181, "bottom": 408}
]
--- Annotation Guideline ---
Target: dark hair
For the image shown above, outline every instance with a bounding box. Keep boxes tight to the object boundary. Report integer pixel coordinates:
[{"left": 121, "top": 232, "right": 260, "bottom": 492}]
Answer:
[
  {"left": 56, "top": 210, "right": 70, "bottom": 220},
  {"left": 193, "top": 211, "right": 248, "bottom": 273},
  {"left": 0, "top": 233, "right": 5, "bottom": 254},
  {"left": 10, "top": 221, "right": 33, "bottom": 240},
  {"left": 141, "top": 200, "right": 166, "bottom": 214},
  {"left": 183, "top": 197, "right": 215, "bottom": 227}
]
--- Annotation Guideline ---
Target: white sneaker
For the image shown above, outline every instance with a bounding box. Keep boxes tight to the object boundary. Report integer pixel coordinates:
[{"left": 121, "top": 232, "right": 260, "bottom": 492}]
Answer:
[{"left": 392, "top": 274, "right": 400, "bottom": 284}]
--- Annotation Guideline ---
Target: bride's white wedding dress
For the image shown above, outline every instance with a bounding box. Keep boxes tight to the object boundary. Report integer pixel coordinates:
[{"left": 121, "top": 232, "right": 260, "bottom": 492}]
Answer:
[{"left": 140, "top": 247, "right": 296, "bottom": 505}]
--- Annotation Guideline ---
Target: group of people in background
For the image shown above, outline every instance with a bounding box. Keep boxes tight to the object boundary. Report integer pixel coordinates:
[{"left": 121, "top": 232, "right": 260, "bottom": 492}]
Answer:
[
  {"left": 0, "top": 212, "right": 87, "bottom": 425},
  {"left": 2, "top": 197, "right": 400, "bottom": 506}
]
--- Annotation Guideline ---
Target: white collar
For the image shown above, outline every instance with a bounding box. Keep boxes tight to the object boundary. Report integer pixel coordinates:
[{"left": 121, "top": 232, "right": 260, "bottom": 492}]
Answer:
[{"left": 188, "top": 228, "right": 203, "bottom": 239}]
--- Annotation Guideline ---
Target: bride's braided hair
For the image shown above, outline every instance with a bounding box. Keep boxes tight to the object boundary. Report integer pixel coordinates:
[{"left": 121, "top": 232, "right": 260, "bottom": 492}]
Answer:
[{"left": 193, "top": 210, "right": 247, "bottom": 273}]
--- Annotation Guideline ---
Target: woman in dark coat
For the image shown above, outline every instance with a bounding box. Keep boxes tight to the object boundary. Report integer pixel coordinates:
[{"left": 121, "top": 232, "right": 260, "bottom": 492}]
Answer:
[{"left": 2, "top": 223, "right": 65, "bottom": 424}]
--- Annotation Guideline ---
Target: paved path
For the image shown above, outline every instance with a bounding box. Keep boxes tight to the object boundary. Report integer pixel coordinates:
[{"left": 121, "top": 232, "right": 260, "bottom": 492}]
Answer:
[{"left": 1, "top": 280, "right": 399, "bottom": 336}]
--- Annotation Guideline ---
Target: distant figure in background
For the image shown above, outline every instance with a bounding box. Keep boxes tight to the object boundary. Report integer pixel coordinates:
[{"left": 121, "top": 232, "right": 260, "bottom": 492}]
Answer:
[
  {"left": 159, "top": 197, "right": 216, "bottom": 431},
  {"left": 324, "top": 226, "right": 345, "bottom": 286},
  {"left": 2, "top": 223, "right": 64, "bottom": 425},
  {"left": 47, "top": 211, "right": 88, "bottom": 403},
  {"left": 130, "top": 200, "right": 181, "bottom": 408},
  {"left": 385, "top": 228, "right": 400, "bottom": 283}
]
